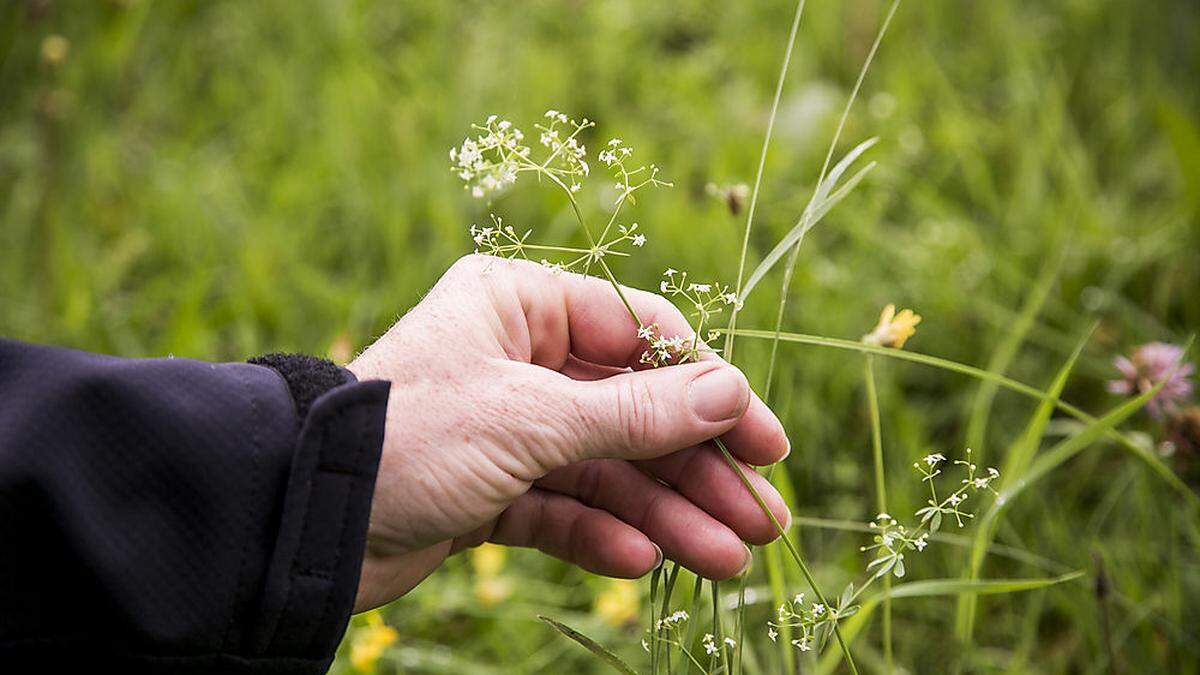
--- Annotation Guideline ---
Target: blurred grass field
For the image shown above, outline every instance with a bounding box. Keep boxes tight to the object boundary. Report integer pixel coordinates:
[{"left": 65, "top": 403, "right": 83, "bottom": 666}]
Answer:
[{"left": 2, "top": 0, "right": 1199, "bottom": 672}]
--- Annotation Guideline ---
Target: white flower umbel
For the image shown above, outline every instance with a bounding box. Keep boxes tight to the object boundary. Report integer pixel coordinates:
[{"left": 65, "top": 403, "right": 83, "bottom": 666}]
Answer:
[
  {"left": 772, "top": 449, "right": 1002, "bottom": 656},
  {"left": 637, "top": 269, "right": 740, "bottom": 368}
]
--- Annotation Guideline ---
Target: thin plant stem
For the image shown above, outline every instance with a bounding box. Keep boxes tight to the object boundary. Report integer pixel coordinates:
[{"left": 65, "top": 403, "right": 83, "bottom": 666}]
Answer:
[
  {"left": 864, "top": 356, "right": 893, "bottom": 673},
  {"left": 813, "top": 0, "right": 900, "bottom": 199},
  {"left": 760, "top": 0, "right": 902, "bottom": 422},
  {"left": 658, "top": 638, "right": 707, "bottom": 673},
  {"left": 651, "top": 565, "right": 663, "bottom": 675},
  {"left": 724, "top": 0, "right": 808, "bottom": 364},
  {"left": 726, "top": 4, "right": 808, "bottom": 671},
  {"left": 713, "top": 580, "right": 730, "bottom": 675},
  {"left": 714, "top": 438, "right": 859, "bottom": 675}
]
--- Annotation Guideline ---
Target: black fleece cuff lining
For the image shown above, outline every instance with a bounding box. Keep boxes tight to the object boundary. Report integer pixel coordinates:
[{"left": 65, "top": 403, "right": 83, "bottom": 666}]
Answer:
[{"left": 248, "top": 353, "right": 356, "bottom": 419}]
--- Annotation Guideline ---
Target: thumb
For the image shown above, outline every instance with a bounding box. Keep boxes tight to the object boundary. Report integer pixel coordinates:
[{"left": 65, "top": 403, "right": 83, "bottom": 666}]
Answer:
[{"left": 560, "top": 361, "right": 751, "bottom": 461}]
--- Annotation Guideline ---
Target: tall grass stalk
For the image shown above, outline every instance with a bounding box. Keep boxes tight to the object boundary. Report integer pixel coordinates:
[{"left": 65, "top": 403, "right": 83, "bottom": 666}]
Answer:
[
  {"left": 722, "top": 0, "right": 807, "bottom": 366},
  {"left": 728, "top": 2, "right": 899, "bottom": 671},
  {"left": 714, "top": 437, "right": 860, "bottom": 675},
  {"left": 863, "top": 356, "right": 892, "bottom": 672},
  {"left": 754, "top": 0, "right": 901, "bottom": 346}
]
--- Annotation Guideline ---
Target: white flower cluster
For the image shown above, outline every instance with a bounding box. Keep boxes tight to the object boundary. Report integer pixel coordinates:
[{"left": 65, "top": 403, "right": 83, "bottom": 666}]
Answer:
[
  {"left": 862, "top": 513, "right": 927, "bottom": 580},
  {"left": 450, "top": 111, "right": 595, "bottom": 198},
  {"left": 913, "top": 448, "right": 999, "bottom": 532},
  {"left": 861, "top": 449, "right": 1000, "bottom": 580},
  {"left": 636, "top": 269, "right": 739, "bottom": 368},
  {"left": 469, "top": 215, "right": 529, "bottom": 256},
  {"left": 536, "top": 110, "right": 592, "bottom": 193},
  {"left": 598, "top": 137, "right": 672, "bottom": 205},
  {"left": 701, "top": 632, "right": 737, "bottom": 657},
  {"left": 636, "top": 323, "right": 694, "bottom": 368},
  {"left": 654, "top": 609, "right": 689, "bottom": 632},
  {"left": 642, "top": 609, "right": 689, "bottom": 653},
  {"left": 450, "top": 115, "right": 529, "bottom": 197},
  {"left": 768, "top": 590, "right": 858, "bottom": 655},
  {"left": 660, "top": 268, "right": 739, "bottom": 327}
]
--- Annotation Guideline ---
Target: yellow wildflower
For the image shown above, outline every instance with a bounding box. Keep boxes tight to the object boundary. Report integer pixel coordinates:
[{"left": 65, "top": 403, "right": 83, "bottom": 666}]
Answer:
[
  {"left": 349, "top": 611, "right": 398, "bottom": 673},
  {"left": 41, "top": 35, "right": 70, "bottom": 66},
  {"left": 474, "top": 575, "right": 514, "bottom": 606},
  {"left": 862, "top": 304, "right": 921, "bottom": 349},
  {"left": 471, "top": 543, "right": 506, "bottom": 577},
  {"left": 471, "top": 543, "right": 512, "bottom": 606},
  {"left": 593, "top": 578, "right": 641, "bottom": 627}
]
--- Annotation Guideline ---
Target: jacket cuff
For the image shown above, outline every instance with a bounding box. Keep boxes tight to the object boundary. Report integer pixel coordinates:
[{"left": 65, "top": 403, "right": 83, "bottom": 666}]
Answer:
[
  {"left": 250, "top": 377, "right": 390, "bottom": 666},
  {"left": 248, "top": 353, "right": 357, "bottom": 420}
]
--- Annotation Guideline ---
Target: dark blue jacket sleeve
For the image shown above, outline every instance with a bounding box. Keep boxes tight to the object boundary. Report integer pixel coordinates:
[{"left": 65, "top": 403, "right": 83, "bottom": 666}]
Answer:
[{"left": 0, "top": 338, "right": 389, "bottom": 673}]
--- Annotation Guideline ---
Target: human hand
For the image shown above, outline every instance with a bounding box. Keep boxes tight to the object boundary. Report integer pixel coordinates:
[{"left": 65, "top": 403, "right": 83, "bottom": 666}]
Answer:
[{"left": 348, "top": 255, "right": 791, "bottom": 612}]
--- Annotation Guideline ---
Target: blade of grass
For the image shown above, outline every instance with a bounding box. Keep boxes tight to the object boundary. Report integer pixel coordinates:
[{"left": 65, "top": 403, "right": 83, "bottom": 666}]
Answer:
[
  {"left": 713, "top": 580, "right": 731, "bottom": 674},
  {"left": 742, "top": 0, "right": 902, "bottom": 307},
  {"left": 720, "top": 327, "right": 1198, "bottom": 505},
  {"left": 958, "top": 358, "right": 1184, "bottom": 642},
  {"left": 955, "top": 322, "right": 1091, "bottom": 639},
  {"left": 740, "top": 149, "right": 877, "bottom": 302},
  {"left": 657, "top": 563, "right": 681, "bottom": 673},
  {"left": 723, "top": 0, "right": 807, "bottom": 364},
  {"left": 538, "top": 616, "right": 640, "bottom": 675},
  {"left": 814, "top": 572, "right": 1086, "bottom": 675},
  {"left": 683, "top": 574, "right": 704, "bottom": 674},
  {"left": 649, "top": 564, "right": 662, "bottom": 674}
]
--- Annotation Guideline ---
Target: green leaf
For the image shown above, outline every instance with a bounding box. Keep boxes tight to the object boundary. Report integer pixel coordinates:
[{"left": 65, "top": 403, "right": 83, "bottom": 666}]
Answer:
[
  {"left": 739, "top": 138, "right": 878, "bottom": 301},
  {"left": 538, "top": 616, "right": 640, "bottom": 675},
  {"left": 956, "top": 324, "right": 1092, "bottom": 640},
  {"left": 955, "top": 368, "right": 1180, "bottom": 645}
]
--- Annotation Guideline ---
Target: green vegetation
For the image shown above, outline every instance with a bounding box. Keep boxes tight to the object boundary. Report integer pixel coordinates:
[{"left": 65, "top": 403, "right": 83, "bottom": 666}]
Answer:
[{"left": 2, "top": 0, "right": 1198, "bottom": 672}]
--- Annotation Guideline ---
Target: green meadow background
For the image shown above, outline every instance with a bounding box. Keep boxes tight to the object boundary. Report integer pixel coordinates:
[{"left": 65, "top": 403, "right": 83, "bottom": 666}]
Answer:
[{"left": 2, "top": 0, "right": 1198, "bottom": 672}]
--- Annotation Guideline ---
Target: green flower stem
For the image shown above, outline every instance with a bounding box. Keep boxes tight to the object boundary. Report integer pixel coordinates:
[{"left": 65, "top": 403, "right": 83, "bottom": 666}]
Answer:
[
  {"left": 714, "top": 437, "right": 859, "bottom": 675},
  {"left": 713, "top": 580, "right": 730, "bottom": 675},
  {"left": 657, "top": 638, "right": 706, "bottom": 673},
  {"left": 864, "top": 356, "right": 893, "bottom": 673}
]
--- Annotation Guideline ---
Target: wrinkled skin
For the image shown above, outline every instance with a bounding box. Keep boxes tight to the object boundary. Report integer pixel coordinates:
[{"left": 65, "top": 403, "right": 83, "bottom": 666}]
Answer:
[{"left": 349, "top": 255, "right": 791, "bottom": 612}]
